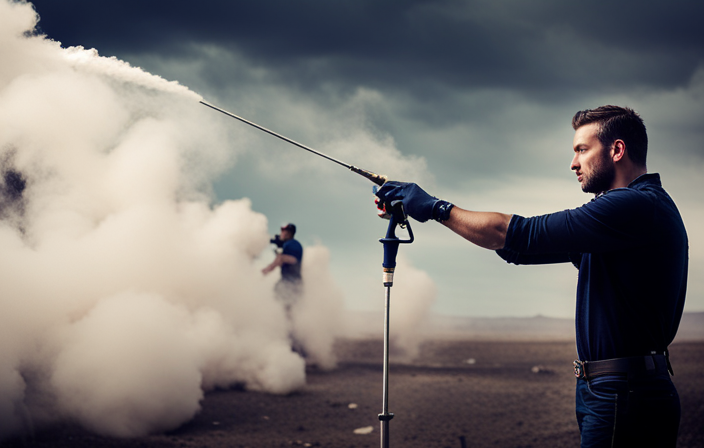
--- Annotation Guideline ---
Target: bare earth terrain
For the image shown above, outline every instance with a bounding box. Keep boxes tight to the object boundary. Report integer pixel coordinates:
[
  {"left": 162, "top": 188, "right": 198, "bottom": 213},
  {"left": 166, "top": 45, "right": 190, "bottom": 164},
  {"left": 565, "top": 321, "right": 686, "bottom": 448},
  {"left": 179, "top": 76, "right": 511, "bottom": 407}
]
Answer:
[{"left": 2, "top": 338, "right": 702, "bottom": 448}]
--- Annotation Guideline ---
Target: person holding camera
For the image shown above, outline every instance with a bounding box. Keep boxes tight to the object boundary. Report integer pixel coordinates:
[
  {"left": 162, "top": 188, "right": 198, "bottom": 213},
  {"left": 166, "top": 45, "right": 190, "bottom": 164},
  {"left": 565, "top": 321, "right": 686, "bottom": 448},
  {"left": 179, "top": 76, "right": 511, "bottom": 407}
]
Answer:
[{"left": 262, "top": 223, "right": 303, "bottom": 316}]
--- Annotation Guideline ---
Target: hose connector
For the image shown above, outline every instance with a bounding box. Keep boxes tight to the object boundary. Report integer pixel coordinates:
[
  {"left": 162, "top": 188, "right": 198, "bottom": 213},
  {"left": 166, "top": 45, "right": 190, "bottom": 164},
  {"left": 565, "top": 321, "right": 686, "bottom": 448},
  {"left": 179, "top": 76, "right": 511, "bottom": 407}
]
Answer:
[
  {"left": 350, "top": 166, "right": 387, "bottom": 186},
  {"left": 383, "top": 267, "right": 395, "bottom": 287}
]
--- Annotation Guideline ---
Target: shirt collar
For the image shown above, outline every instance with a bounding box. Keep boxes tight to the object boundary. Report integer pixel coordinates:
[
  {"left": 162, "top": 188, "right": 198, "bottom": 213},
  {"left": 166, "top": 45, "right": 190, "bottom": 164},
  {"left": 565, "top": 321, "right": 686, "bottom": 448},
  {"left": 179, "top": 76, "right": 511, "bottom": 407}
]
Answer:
[
  {"left": 593, "top": 173, "right": 660, "bottom": 200},
  {"left": 628, "top": 172, "right": 661, "bottom": 189}
]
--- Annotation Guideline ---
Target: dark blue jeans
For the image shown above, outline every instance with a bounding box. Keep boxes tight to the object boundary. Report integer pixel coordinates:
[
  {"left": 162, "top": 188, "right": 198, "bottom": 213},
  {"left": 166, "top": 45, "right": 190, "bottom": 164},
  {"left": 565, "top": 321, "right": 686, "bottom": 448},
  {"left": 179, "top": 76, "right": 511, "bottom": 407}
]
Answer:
[{"left": 575, "top": 373, "right": 680, "bottom": 447}]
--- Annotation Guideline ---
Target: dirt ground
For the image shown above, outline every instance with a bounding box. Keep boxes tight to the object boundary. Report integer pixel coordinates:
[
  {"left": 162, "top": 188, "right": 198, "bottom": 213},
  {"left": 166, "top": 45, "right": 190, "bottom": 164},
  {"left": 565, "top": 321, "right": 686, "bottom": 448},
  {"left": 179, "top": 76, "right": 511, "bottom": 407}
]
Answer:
[{"left": 2, "top": 339, "right": 702, "bottom": 448}]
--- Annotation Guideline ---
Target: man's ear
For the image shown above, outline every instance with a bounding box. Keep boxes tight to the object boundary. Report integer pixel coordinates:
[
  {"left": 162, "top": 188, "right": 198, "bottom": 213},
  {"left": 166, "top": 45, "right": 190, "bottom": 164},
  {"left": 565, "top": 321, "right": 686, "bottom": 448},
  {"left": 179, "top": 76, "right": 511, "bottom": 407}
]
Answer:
[{"left": 612, "top": 139, "right": 626, "bottom": 163}]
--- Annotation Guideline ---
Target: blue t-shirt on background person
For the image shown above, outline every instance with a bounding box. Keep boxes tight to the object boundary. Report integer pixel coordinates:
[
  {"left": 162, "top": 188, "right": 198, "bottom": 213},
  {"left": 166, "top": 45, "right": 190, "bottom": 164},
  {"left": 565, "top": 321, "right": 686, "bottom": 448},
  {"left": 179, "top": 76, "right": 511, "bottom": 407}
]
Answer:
[{"left": 281, "top": 238, "right": 303, "bottom": 282}]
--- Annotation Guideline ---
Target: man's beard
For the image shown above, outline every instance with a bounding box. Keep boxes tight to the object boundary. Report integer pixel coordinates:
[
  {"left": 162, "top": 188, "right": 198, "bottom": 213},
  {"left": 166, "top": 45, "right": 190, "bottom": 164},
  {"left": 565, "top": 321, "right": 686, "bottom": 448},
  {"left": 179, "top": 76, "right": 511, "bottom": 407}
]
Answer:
[{"left": 582, "top": 152, "right": 615, "bottom": 194}]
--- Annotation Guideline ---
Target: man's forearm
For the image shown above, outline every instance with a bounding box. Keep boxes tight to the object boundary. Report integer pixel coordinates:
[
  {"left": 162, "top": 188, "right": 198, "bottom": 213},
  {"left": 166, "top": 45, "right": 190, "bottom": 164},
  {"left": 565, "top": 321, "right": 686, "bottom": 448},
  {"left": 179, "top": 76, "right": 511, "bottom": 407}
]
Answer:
[
  {"left": 441, "top": 206, "right": 511, "bottom": 250},
  {"left": 262, "top": 253, "right": 298, "bottom": 274}
]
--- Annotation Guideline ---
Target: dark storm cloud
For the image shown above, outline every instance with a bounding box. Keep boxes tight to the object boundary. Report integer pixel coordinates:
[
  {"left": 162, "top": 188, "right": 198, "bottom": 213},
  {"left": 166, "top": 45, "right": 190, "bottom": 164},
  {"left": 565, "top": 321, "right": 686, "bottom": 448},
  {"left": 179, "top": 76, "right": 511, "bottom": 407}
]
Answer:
[
  {"left": 26, "top": 0, "right": 704, "bottom": 175},
  {"left": 12, "top": 0, "right": 704, "bottom": 319},
  {"left": 30, "top": 0, "right": 704, "bottom": 100}
]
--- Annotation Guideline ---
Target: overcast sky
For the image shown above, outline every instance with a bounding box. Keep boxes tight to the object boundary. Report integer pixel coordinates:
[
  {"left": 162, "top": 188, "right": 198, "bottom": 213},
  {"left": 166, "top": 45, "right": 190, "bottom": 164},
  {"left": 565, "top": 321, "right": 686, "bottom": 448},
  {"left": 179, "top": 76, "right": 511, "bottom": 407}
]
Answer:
[{"left": 28, "top": 0, "right": 704, "bottom": 317}]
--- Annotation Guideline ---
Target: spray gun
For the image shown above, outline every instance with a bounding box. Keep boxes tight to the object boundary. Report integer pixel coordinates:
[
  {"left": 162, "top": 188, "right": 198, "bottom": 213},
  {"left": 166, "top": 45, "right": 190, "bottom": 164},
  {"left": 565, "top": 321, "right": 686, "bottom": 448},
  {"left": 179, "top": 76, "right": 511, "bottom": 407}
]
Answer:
[{"left": 200, "top": 100, "right": 411, "bottom": 448}]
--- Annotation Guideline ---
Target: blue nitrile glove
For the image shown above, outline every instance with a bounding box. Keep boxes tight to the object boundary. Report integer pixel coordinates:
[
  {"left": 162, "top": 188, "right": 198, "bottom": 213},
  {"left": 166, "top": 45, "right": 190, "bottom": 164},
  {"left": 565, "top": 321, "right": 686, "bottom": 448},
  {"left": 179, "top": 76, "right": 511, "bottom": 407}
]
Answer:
[{"left": 376, "top": 181, "right": 453, "bottom": 223}]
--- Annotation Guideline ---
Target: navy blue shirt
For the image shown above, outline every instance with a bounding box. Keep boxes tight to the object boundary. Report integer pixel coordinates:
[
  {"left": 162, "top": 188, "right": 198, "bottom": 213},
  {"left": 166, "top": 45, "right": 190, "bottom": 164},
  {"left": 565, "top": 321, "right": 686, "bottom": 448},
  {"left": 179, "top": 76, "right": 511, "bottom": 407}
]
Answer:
[
  {"left": 281, "top": 238, "right": 303, "bottom": 281},
  {"left": 497, "top": 174, "right": 688, "bottom": 361}
]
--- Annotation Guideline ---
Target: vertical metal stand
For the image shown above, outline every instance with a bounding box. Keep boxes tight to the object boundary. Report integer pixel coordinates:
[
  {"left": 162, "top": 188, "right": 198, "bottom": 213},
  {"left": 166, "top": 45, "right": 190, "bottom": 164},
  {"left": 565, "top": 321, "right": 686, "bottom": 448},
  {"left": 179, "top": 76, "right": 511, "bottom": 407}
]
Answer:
[
  {"left": 379, "top": 285, "right": 393, "bottom": 447},
  {"left": 378, "top": 202, "right": 413, "bottom": 448}
]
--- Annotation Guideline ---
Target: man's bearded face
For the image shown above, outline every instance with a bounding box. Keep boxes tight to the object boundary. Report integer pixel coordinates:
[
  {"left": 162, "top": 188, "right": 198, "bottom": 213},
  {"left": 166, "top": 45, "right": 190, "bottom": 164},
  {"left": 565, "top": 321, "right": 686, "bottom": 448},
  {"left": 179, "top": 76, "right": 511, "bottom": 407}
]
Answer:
[
  {"left": 581, "top": 146, "right": 615, "bottom": 194},
  {"left": 572, "top": 123, "right": 616, "bottom": 195}
]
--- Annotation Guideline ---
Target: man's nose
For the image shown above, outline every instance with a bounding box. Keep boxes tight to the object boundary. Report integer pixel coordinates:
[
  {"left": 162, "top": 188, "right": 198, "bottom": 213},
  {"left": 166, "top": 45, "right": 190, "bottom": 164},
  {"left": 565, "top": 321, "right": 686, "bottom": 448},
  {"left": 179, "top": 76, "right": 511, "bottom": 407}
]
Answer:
[{"left": 570, "top": 154, "right": 579, "bottom": 171}]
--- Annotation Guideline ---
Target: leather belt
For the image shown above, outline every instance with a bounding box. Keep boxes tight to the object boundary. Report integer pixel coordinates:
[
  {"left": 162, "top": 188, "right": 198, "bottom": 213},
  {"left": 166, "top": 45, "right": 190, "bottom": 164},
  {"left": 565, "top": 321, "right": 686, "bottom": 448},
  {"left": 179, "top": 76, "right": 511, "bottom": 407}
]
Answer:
[{"left": 573, "top": 351, "right": 673, "bottom": 380}]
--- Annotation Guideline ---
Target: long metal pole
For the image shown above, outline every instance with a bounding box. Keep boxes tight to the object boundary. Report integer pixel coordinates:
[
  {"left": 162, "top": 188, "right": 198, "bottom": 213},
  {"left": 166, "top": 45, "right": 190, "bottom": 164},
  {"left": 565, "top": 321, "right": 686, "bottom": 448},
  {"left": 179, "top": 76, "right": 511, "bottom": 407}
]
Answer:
[
  {"left": 200, "top": 100, "right": 351, "bottom": 169},
  {"left": 379, "top": 285, "right": 394, "bottom": 447},
  {"left": 199, "top": 100, "right": 387, "bottom": 186}
]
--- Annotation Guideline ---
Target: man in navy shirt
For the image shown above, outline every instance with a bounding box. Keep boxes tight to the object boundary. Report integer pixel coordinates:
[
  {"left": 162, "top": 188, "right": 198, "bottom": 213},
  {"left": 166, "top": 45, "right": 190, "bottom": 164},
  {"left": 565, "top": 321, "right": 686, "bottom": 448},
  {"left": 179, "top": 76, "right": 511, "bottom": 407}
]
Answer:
[
  {"left": 262, "top": 223, "right": 304, "bottom": 317},
  {"left": 376, "top": 105, "right": 687, "bottom": 447}
]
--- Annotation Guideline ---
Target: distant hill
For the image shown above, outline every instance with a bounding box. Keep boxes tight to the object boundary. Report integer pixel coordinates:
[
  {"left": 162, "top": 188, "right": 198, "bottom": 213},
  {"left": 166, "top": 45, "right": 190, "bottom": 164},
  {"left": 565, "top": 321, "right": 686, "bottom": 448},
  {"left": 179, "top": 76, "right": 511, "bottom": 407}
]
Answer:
[
  {"left": 345, "top": 311, "right": 704, "bottom": 341},
  {"left": 423, "top": 314, "right": 575, "bottom": 340}
]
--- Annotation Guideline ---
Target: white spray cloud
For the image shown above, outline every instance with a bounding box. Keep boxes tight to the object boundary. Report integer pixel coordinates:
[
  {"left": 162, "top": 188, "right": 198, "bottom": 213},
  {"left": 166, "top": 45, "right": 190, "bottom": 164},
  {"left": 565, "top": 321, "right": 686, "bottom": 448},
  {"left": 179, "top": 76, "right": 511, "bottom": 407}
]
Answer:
[
  {"left": 63, "top": 46, "right": 202, "bottom": 102},
  {"left": 293, "top": 245, "right": 347, "bottom": 369},
  {"left": 50, "top": 293, "right": 207, "bottom": 438},
  {"left": 0, "top": 0, "right": 346, "bottom": 440},
  {"left": 388, "top": 255, "right": 437, "bottom": 360}
]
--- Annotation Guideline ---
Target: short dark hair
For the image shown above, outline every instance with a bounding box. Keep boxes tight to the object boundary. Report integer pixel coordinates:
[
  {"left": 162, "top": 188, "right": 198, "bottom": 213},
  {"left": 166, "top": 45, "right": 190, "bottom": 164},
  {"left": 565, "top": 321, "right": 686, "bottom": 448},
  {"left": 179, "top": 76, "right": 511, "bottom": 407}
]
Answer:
[
  {"left": 281, "top": 223, "right": 296, "bottom": 235},
  {"left": 572, "top": 105, "right": 648, "bottom": 167}
]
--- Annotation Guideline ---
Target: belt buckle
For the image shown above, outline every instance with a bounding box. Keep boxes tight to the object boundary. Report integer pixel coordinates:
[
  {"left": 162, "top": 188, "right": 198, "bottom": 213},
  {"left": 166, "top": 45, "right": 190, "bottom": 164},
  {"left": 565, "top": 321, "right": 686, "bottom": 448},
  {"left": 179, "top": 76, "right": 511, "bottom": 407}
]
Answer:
[{"left": 573, "top": 360, "right": 585, "bottom": 379}]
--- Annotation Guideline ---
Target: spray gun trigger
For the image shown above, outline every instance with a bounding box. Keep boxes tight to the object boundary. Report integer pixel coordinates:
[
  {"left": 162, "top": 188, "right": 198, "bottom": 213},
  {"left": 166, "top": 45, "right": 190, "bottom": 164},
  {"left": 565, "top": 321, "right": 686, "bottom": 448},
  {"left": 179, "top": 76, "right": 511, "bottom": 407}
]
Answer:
[{"left": 389, "top": 200, "right": 408, "bottom": 228}]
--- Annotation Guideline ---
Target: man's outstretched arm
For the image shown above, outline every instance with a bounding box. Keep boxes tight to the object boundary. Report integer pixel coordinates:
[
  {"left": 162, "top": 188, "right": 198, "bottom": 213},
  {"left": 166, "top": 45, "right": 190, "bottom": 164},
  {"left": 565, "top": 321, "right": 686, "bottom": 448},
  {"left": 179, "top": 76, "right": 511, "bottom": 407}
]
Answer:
[{"left": 441, "top": 206, "right": 511, "bottom": 250}]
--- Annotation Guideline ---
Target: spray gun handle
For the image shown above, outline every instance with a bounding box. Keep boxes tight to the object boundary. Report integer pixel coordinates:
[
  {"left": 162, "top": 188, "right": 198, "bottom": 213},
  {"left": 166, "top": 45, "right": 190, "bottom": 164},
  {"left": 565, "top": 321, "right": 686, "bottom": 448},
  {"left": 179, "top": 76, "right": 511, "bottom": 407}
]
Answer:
[{"left": 379, "top": 201, "right": 414, "bottom": 286}]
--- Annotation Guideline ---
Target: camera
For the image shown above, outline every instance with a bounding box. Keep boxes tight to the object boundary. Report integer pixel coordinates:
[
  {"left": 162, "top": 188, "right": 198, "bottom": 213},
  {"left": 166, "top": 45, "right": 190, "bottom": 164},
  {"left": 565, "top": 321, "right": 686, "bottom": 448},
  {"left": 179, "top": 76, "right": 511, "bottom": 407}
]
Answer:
[{"left": 270, "top": 234, "right": 284, "bottom": 248}]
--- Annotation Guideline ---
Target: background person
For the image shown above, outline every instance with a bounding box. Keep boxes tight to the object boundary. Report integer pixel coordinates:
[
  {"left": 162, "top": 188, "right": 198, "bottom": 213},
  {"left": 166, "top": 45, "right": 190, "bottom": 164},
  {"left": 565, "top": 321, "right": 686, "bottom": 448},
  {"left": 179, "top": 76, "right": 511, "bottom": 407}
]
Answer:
[
  {"left": 262, "top": 223, "right": 303, "bottom": 319},
  {"left": 375, "top": 105, "right": 688, "bottom": 447}
]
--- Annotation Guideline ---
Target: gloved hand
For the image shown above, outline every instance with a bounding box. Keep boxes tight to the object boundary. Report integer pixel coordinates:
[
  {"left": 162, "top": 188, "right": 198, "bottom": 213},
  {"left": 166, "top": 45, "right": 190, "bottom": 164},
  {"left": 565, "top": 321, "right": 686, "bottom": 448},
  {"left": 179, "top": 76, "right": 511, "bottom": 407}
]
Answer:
[{"left": 376, "top": 181, "right": 452, "bottom": 223}]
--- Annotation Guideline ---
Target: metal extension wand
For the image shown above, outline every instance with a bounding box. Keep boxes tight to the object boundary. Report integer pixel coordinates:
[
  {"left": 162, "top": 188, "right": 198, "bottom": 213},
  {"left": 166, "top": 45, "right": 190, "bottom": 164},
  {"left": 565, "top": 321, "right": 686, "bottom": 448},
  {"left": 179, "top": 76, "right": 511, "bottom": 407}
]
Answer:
[{"left": 199, "top": 100, "right": 387, "bottom": 186}]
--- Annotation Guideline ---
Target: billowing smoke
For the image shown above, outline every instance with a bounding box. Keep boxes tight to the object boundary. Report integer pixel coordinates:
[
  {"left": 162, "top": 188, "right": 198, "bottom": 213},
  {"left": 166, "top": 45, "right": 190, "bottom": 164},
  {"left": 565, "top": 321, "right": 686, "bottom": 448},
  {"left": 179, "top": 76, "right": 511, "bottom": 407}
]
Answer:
[
  {"left": 388, "top": 255, "right": 437, "bottom": 359},
  {"left": 0, "top": 0, "right": 346, "bottom": 439},
  {"left": 293, "top": 245, "right": 347, "bottom": 370}
]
